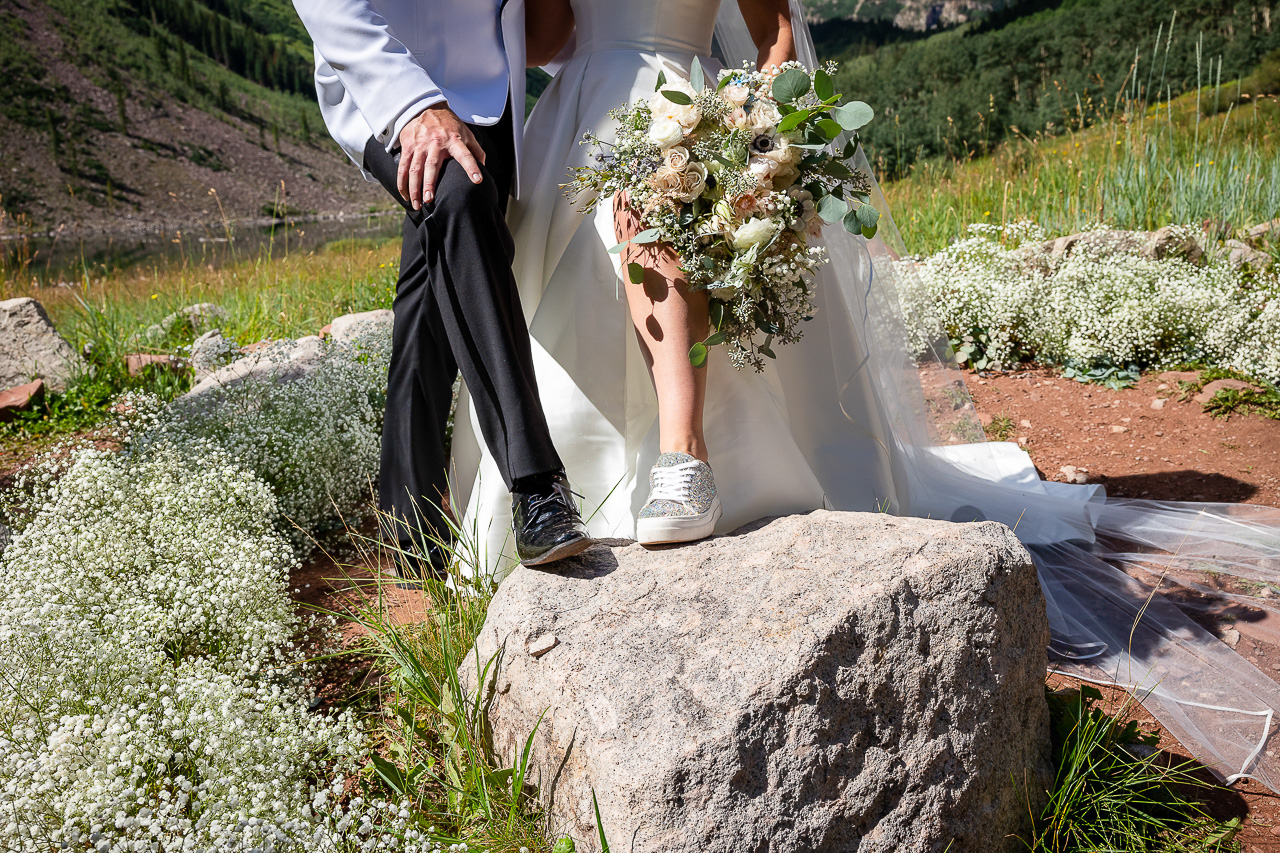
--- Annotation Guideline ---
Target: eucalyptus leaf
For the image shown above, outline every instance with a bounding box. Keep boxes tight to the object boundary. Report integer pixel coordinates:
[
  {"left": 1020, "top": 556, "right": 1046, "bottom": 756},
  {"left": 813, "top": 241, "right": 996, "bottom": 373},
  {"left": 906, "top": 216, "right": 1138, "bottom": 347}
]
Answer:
[
  {"left": 816, "top": 118, "right": 843, "bottom": 140},
  {"left": 655, "top": 71, "right": 667, "bottom": 90},
  {"left": 816, "top": 194, "right": 849, "bottom": 224},
  {"left": 823, "top": 160, "right": 854, "bottom": 180},
  {"left": 862, "top": 225, "right": 878, "bottom": 239},
  {"left": 776, "top": 109, "right": 809, "bottom": 133},
  {"left": 709, "top": 300, "right": 725, "bottom": 328},
  {"left": 716, "top": 74, "right": 733, "bottom": 92},
  {"left": 690, "top": 59, "right": 705, "bottom": 92},
  {"left": 689, "top": 342, "right": 709, "bottom": 368},
  {"left": 813, "top": 69, "right": 835, "bottom": 102},
  {"left": 606, "top": 241, "right": 628, "bottom": 254},
  {"left": 841, "top": 206, "right": 861, "bottom": 235},
  {"left": 631, "top": 228, "right": 662, "bottom": 244},
  {"left": 832, "top": 100, "right": 874, "bottom": 131},
  {"left": 771, "top": 68, "right": 811, "bottom": 104},
  {"left": 705, "top": 331, "right": 726, "bottom": 347},
  {"left": 661, "top": 89, "right": 693, "bottom": 105},
  {"left": 627, "top": 262, "right": 645, "bottom": 284},
  {"left": 842, "top": 138, "right": 858, "bottom": 159},
  {"left": 856, "top": 202, "right": 880, "bottom": 230}
]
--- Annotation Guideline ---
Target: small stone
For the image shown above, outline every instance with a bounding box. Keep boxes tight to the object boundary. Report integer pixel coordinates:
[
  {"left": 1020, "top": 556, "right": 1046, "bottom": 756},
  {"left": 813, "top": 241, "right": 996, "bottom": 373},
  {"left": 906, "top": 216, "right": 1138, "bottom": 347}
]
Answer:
[
  {"left": 1194, "top": 378, "right": 1255, "bottom": 404},
  {"left": 1270, "top": 823, "right": 1280, "bottom": 837},
  {"left": 1223, "top": 628, "right": 1241, "bottom": 649},
  {"left": 125, "top": 353, "right": 186, "bottom": 377},
  {"left": 329, "top": 309, "right": 394, "bottom": 343},
  {"left": 977, "top": 412, "right": 993, "bottom": 427},
  {"left": 318, "top": 323, "right": 333, "bottom": 339},
  {"left": 0, "top": 379, "right": 44, "bottom": 422},
  {"left": 1059, "top": 465, "right": 1078, "bottom": 480},
  {"left": 1019, "top": 419, "right": 1032, "bottom": 429},
  {"left": 1111, "top": 426, "right": 1128, "bottom": 434},
  {"left": 527, "top": 634, "right": 559, "bottom": 658},
  {"left": 1150, "top": 398, "right": 1166, "bottom": 410},
  {"left": 1260, "top": 586, "right": 1273, "bottom": 598},
  {"left": 1156, "top": 383, "right": 1169, "bottom": 391},
  {"left": 1017, "top": 436, "right": 1028, "bottom": 446}
]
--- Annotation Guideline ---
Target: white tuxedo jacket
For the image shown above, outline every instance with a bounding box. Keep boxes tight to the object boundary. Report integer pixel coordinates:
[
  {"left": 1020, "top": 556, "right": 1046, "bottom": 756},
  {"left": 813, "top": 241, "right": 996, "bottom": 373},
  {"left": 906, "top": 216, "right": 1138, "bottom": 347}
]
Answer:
[{"left": 293, "top": 0, "right": 525, "bottom": 189}]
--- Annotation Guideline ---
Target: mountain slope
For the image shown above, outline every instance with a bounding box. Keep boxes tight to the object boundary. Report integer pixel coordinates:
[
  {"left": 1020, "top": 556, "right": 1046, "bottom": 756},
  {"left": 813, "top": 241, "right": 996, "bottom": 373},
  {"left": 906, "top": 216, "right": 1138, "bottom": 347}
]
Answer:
[{"left": 827, "top": 0, "right": 1280, "bottom": 178}]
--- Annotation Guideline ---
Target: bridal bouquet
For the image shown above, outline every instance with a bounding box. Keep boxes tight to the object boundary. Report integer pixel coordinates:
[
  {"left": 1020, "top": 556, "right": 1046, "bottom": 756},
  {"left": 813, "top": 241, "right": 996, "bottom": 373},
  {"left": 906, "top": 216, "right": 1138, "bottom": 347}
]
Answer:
[{"left": 566, "top": 60, "right": 879, "bottom": 370}]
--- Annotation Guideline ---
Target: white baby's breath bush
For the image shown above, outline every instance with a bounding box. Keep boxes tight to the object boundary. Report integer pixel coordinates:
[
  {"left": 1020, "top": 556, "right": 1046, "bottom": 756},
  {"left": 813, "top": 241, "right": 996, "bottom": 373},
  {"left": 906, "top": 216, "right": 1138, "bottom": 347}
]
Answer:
[
  {"left": 894, "top": 222, "right": 1280, "bottom": 383},
  {"left": 131, "top": 328, "right": 392, "bottom": 547},
  {"left": 0, "top": 329, "right": 445, "bottom": 851}
]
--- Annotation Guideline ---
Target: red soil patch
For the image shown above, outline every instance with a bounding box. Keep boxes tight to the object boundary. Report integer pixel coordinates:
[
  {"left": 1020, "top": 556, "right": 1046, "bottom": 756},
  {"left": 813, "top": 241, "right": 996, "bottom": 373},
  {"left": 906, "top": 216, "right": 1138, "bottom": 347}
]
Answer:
[{"left": 967, "top": 368, "right": 1280, "bottom": 506}]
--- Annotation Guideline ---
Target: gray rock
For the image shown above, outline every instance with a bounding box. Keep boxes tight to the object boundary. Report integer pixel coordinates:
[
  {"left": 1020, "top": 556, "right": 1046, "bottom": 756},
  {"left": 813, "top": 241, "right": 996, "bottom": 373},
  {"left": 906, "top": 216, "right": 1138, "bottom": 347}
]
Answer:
[
  {"left": 0, "top": 297, "right": 82, "bottom": 392},
  {"left": 1042, "top": 229, "right": 1151, "bottom": 259},
  {"left": 463, "top": 511, "right": 1051, "bottom": 853},
  {"left": 1143, "top": 225, "right": 1204, "bottom": 264},
  {"left": 190, "top": 329, "right": 231, "bottom": 382},
  {"left": 1246, "top": 219, "right": 1279, "bottom": 244},
  {"left": 1223, "top": 238, "right": 1270, "bottom": 271},
  {"left": 140, "top": 302, "right": 230, "bottom": 343},
  {"left": 329, "top": 309, "right": 394, "bottom": 343},
  {"left": 181, "top": 335, "right": 325, "bottom": 401}
]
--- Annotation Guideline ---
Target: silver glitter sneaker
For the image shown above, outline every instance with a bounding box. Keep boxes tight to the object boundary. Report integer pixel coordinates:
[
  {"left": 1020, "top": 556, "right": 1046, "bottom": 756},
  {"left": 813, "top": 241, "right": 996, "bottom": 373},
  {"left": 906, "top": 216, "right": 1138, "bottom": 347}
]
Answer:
[{"left": 636, "top": 452, "right": 723, "bottom": 545}]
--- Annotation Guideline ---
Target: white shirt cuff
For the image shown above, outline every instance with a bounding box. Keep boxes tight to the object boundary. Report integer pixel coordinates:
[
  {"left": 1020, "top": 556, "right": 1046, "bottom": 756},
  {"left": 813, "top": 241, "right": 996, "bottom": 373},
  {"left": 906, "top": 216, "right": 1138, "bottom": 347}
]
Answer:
[{"left": 385, "top": 92, "right": 450, "bottom": 152}]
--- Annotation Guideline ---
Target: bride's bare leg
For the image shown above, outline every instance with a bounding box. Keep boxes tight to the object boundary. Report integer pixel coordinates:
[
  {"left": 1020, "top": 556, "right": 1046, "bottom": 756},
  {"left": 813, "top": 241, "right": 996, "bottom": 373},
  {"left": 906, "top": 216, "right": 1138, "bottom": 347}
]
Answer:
[{"left": 615, "top": 195, "right": 710, "bottom": 462}]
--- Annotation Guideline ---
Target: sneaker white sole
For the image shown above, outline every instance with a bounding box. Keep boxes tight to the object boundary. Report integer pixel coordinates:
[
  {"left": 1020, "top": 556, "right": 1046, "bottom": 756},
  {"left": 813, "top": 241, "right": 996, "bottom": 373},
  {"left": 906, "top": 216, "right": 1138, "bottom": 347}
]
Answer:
[{"left": 636, "top": 496, "right": 723, "bottom": 546}]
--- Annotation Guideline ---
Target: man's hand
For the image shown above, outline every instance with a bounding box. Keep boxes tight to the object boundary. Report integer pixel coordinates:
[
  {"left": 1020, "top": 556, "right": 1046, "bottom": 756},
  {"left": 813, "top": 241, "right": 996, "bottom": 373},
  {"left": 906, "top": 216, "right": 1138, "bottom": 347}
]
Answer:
[{"left": 397, "top": 104, "right": 487, "bottom": 210}]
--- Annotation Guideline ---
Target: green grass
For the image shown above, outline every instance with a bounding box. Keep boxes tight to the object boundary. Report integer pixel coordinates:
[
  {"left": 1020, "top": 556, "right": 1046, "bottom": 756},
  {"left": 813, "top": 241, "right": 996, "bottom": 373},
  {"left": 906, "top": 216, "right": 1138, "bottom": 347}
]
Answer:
[
  {"left": 1022, "top": 684, "right": 1241, "bottom": 852},
  {"left": 882, "top": 66, "right": 1280, "bottom": 254},
  {"left": 0, "top": 236, "right": 399, "bottom": 442},
  {"left": 333, "top": 510, "right": 573, "bottom": 852}
]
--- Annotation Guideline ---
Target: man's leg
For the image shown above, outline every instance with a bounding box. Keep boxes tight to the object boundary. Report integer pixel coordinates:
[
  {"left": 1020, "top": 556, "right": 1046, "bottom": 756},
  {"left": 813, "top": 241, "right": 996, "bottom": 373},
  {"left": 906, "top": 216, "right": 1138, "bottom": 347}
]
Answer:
[
  {"left": 365, "top": 144, "right": 460, "bottom": 574},
  {"left": 413, "top": 111, "right": 562, "bottom": 490}
]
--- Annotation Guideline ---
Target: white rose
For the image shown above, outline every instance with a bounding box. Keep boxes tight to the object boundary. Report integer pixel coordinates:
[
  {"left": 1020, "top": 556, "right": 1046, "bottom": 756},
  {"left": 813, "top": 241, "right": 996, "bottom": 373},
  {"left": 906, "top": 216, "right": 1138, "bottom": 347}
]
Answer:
[
  {"left": 665, "top": 145, "right": 692, "bottom": 170},
  {"left": 649, "top": 79, "right": 702, "bottom": 131},
  {"left": 748, "top": 154, "right": 781, "bottom": 181},
  {"left": 732, "top": 217, "right": 778, "bottom": 251},
  {"left": 748, "top": 102, "right": 782, "bottom": 132},
  {"left": 675, "top": 162, "right": 709, "bottom": 203},
  {"left": 721, "top": 83, "right": 750, "bottom": 107},
  {"left": 647, "top": 118, "right": 685, "bottom": 148}
]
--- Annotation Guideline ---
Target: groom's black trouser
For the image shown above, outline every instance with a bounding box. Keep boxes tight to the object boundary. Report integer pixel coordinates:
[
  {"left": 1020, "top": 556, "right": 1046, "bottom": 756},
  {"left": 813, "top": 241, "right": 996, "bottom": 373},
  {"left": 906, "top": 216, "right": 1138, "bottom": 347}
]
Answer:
[{"left": 363, "top": 106, "right": 561, "bottom": 549}]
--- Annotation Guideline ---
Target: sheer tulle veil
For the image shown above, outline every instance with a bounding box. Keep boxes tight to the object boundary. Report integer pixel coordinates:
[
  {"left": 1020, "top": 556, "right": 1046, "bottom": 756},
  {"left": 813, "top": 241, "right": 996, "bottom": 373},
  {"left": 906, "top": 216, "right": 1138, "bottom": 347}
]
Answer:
[{"left": 712, "top": 0, "right": 1280, "bottom": 790}]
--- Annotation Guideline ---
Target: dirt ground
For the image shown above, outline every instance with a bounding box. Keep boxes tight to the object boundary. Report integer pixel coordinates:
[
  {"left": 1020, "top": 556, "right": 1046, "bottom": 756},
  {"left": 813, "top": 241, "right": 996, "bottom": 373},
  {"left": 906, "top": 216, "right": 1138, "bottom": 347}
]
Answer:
[
  {"left": 967, "top": 368, "right": 1280, "bottom": 506},
  {"left": 969, "top": 367, "right": 1280, "bottom": 850}
]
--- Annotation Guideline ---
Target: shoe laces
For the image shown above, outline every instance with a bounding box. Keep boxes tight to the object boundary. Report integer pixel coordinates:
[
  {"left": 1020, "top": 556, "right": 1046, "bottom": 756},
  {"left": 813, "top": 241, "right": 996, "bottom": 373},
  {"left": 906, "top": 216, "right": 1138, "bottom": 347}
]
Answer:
[
  {"left": 526, "top": 479, "right": 582, "bottom": 526},
  {"left": 649, "top": 460, "right": 702, "bottom": 504}
]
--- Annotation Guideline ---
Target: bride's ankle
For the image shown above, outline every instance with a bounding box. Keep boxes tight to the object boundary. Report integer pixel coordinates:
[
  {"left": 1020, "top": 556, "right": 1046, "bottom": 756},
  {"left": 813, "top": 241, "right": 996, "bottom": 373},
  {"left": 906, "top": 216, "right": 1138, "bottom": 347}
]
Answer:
[{"left": 660, "top": 440, "right": 709, "bottom": 463}]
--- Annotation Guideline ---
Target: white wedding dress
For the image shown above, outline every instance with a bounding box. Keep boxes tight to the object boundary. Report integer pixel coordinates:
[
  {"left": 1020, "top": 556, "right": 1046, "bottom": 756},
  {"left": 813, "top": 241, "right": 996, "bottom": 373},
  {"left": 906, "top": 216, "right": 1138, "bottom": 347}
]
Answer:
[{"left": 451, "top": 0, "right": 1280, "bottom": 792}]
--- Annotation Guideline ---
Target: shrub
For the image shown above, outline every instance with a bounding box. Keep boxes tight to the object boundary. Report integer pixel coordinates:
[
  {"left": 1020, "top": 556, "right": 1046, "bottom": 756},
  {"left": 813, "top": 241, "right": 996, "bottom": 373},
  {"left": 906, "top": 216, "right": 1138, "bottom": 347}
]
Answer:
[
  {"left": 894, "top": 222, "right": 1280, "bottom": 383},
  {"left": 130, "top": 327, "right": 392, "bottom": 547}
]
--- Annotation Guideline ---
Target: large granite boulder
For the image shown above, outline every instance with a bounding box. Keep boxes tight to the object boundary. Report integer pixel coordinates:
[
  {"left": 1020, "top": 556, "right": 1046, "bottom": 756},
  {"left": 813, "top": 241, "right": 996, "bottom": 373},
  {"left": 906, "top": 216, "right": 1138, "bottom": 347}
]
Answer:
[
  {"left": 0, "top": 298, "right": 82, "bottom": 392},
  {"left": 463, "top": 511, "right": 1051, "bottom": 853}
]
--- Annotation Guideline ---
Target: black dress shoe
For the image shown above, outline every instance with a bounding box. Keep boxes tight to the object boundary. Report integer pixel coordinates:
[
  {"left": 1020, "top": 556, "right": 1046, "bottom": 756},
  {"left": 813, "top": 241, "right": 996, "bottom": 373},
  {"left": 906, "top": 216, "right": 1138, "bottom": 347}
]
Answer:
[
  {"left": 512, "top": 471, "right": 595, "bottom": 566},
  {"left": 391, "top": 541, "right": 449, "bottom": 590}
]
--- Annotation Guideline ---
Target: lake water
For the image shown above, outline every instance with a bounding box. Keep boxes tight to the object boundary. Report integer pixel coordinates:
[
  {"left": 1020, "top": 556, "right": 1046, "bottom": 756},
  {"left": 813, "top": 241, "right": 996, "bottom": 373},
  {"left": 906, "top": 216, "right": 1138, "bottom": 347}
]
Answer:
[{"left": 2, "top": 214, "right": 403, "bottom": 282}]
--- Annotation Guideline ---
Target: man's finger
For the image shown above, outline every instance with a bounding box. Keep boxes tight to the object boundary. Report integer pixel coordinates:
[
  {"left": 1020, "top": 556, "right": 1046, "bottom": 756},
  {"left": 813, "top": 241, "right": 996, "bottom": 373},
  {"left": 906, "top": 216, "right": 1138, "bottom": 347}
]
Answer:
[
  {"left": 422, "top": 150, "right": 442, "bottom": 205},
  {"left": 467, "top": 136, "right": 487, "bottom": 167},
  {"left": 450, "top": 139, "right": 483, "bottom": 184},
  {"left": 406, "top": 148, "right": 427, "bottom": 210},
  {"left": 397, "top": 146, "right": 414, "bottom": 205}
]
